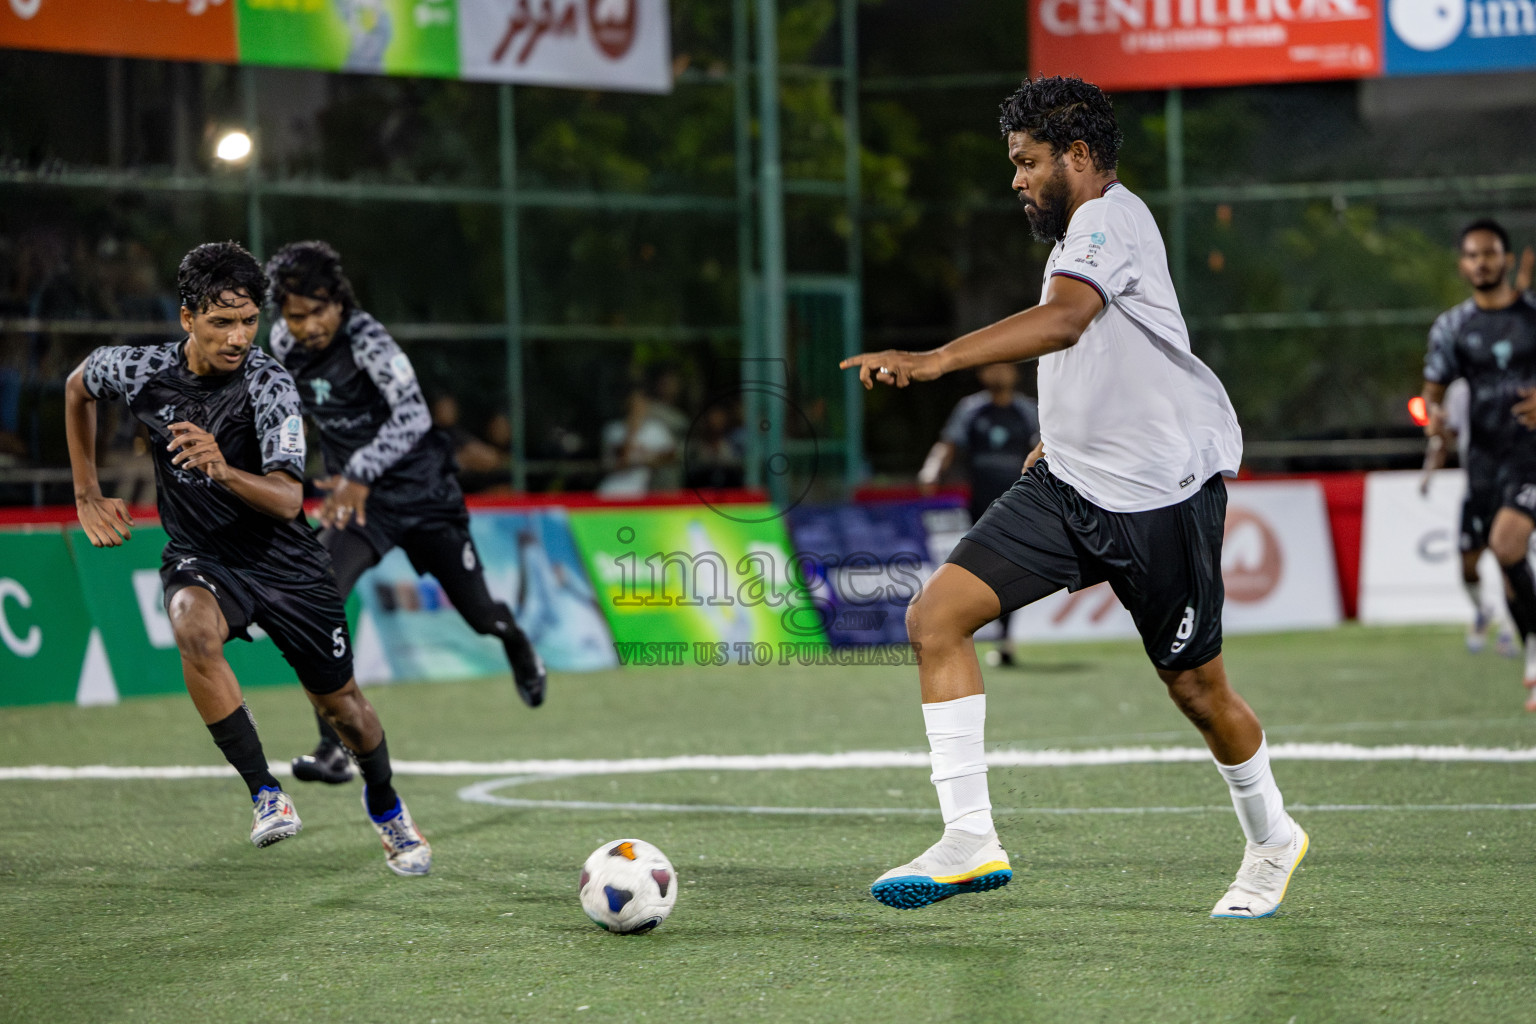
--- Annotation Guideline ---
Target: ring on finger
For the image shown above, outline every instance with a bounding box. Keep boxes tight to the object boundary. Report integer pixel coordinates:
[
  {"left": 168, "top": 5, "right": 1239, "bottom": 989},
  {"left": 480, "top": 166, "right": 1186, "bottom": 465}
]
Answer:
[{"left": 878, "top": 366, "right": 892, "bottom": 375}]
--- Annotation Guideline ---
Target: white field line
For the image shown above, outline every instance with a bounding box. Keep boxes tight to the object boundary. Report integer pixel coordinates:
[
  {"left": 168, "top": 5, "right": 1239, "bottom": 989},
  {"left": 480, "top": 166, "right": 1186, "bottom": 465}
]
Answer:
[{"left": 6, "top": 742, "right": 1536, "bottom": 781}]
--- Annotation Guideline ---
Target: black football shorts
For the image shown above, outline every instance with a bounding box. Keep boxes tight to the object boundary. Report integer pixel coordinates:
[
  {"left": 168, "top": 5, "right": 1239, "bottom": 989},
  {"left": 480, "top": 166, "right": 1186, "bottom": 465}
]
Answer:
[
  {"left": 160, "top": 553, "right": 354, "bottom": 694},
  {"left": 948, "top": 459, "right": 1227, "bottom": 672}
]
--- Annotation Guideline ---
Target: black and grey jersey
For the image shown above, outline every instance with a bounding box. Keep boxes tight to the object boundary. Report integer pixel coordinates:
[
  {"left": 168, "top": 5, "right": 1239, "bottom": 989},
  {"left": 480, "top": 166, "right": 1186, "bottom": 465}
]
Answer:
[
  {"left": 941, "top": 391, "right": 1041, "bottom": 510},
  {"left": 81, "top": 340, "right": 324, "bottom": 570},
  {"left": 1424, "top": 294, "right": 1536, "bottom": 458},
  {"left": 270, "top": 310, "right": 459, "bottom": 509}
]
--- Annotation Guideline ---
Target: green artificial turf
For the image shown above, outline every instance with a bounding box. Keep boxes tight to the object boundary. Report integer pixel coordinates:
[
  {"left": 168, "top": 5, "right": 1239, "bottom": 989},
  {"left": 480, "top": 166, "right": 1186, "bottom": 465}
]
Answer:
[{"left": 2, "top": 626, "right": 1534, "bottom": 1023}]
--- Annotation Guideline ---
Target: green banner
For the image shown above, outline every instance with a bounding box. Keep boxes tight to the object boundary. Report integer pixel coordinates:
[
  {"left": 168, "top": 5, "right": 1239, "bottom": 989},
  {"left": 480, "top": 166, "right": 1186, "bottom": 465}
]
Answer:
[
  {"left": 566, "top": 507, "right": 827, "bottom": 663},
  {"left": 0, "top": 531, "right": 94, "bottom": 707},
  {"left": 65, "top": 528, "right": 303, "bottom": 699},
  {"left": 235, "top": 0, "right": 459, "bottom": 77}
]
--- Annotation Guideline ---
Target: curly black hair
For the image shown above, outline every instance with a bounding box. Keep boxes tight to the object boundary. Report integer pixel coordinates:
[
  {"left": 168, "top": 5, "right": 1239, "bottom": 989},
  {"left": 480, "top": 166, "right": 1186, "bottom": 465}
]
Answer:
[
  {"left": 177, "top": 241, "right": 266, "bottom": 313},
  {"left": 1459, "top": 218, "right": 1509, "bottom": 253},
  {"left": 265, "top": 240, "right": 357, "bottom": 314},
  {"left": 999, "top": 76, "right": 1122, "bottom": 172}
]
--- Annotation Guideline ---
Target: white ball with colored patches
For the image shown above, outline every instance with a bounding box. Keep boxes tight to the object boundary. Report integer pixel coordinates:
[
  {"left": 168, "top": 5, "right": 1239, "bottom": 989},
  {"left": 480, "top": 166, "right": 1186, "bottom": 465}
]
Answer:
[{"left": 579, "top": 838, "right": 678, "bottom": 934}]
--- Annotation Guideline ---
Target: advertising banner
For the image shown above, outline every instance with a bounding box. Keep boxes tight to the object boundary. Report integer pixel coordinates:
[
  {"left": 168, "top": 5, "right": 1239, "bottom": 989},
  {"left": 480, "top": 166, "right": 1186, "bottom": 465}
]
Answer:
[
  {"left": 65, "top": 527, "right": 302, "bottom": 698},
  {"left": 457, "top": 0, "right": 671, "bottom": 91},
  {"left": 1358, "top": 469, "right": 1506, "bottom": 624},
  {"left": 1029, "top": 0, "right": 1383, "bottom": 91},
  {"left": 0, "top": 0, "right": 238, "bottom": 64},
  {"left": 235, "top": 0, "right": 458, "bottom": 77},
  {"left": 2, "top": 0, "right": 671, "bottom": 94},
  {"left": 566, "top": 506, "right": 827, "bottom": 659},
  {"left": 787, "top": 499, "right": 970, "bottom": 648},
  {"left": 355, "top": 507, "right": 616, "bottom": 682},
  {"left": 0, "top": 531, "right": 96, "bottom": 706},
  {"left": 1383, "top": 0, "right": 1536, "bottom": 76},
  {"left": 973, "top": 480, "right": 1343, "bottom": 646}
]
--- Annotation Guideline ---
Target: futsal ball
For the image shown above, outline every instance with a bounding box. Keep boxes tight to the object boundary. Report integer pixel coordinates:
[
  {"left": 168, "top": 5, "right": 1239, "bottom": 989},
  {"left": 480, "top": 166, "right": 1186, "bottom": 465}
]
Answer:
[{"left": 579, "top": 838, "right": 677, "bottom": 934}]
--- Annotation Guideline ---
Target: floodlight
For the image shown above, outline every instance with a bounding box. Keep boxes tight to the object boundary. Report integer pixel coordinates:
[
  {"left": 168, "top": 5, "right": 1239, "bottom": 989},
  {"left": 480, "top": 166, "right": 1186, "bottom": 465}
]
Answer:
[{"left": 215, "top": 130, "right": 253, "bottom": 163}]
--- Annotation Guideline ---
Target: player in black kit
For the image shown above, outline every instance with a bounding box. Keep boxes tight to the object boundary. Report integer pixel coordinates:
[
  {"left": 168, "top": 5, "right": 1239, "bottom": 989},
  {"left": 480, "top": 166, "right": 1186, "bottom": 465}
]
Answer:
[
  {"left": 63, "top": 242, "right": 431, "bottom": 874},
  {"left": 918, "top": 362, "right": 1040, "bottom": 666},
  {"left": 1423, "top": 219, "right": 1536, "bottom": 707},
  {"left": 265, "top": 241, "right": 547, "bottom": 785}
]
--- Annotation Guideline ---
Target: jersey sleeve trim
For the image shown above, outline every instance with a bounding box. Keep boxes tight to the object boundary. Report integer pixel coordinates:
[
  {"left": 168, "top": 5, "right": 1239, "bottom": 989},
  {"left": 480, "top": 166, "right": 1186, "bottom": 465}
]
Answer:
[{"left": 1049, "top": 269, "right": 1109, "bottom": 308}]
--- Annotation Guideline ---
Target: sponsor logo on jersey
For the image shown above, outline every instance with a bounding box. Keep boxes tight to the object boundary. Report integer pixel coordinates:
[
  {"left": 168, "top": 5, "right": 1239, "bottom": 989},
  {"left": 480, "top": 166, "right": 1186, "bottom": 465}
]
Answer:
[
  {"left": 310, "top": 379, "right": 332, "bottom": 405},
  {"left": 280, "top": 415, "right": 305, "bottom": 456},
  {"left": 389, "top": 353, "right": 416, "bottom": 386}
]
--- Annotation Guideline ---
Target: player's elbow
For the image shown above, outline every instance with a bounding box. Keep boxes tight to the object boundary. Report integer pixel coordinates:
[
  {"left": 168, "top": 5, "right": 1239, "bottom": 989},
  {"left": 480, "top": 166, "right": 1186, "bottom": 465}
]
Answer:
[
  {"left": 1044, "top": 317, "right": 1086, "bottom": 353},
  {"left": 65, "top": 365, "right": 93, "bottom": 404},
  {"left": 273, "top": 476, "right": 305, "bottom": 519}
]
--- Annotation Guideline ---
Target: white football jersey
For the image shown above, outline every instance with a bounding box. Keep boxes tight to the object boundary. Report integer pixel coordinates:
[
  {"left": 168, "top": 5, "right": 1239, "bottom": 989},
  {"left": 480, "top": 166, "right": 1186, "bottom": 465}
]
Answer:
[{"left": 1037, "top": 181, "right": 1243, "bottom": 513}]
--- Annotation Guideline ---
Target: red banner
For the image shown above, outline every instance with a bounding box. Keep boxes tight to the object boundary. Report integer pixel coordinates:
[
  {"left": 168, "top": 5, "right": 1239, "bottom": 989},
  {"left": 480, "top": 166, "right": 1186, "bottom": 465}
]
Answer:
[
  {"left": 1029, "top": 0, "right": 1383, "bottom": 91},
  {"left": 0, "top": 0, "right": 237, "bottom": 64}
]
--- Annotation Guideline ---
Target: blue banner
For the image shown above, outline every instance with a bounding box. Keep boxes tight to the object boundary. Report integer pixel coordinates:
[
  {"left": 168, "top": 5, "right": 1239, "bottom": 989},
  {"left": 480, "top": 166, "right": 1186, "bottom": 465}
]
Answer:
[
  {"left": 1384, "top": 0, "right": 1536, "bottom": 76},
  {"left": 787, "top": 499, "right": 971, "bottom": 648}
]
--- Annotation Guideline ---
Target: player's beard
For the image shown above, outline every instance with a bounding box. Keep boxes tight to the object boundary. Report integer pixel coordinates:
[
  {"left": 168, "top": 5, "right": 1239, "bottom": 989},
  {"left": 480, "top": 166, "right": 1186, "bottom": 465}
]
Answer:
[
  {"left": 1020, "top": 164, "right": 1073, "bottom": 244},
  {"left": 1469, "top": 268, "right": 1506, "bottom": 293}
]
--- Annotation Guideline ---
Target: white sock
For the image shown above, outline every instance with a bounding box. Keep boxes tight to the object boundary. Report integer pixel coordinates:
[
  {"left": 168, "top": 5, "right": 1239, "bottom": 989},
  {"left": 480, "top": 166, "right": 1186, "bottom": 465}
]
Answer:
[
  {"left": 1214, "top": 736, "right": 1292, "bottom": 847},
  {"left": 923, "top": 694, "right": 993, "bottom": 836},
  {"left": 1463, "top": 580, "right": 1483, "bottom": 618}
]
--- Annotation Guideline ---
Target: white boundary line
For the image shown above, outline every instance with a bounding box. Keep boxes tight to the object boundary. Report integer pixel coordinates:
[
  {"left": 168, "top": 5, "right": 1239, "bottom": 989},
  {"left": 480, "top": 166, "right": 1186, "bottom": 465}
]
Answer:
[{"left": 6, "top": 742, "right": 1536, "bottom": 781}]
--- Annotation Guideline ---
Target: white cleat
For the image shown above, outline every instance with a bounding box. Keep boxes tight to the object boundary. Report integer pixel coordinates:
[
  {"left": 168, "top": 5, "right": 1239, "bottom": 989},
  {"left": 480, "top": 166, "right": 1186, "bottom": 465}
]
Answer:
[
  {"left": 871, "top": 829, "right": 1012, "bottom": 909},
  {"left": 250, "top": 788, "right": 301, "bottom": 848},
  {"left": 364, "top": 793, "right": 432, "bottom": 877},
  {"left": 1211, "top": 815, "right": 1309, "bottom": 919}
]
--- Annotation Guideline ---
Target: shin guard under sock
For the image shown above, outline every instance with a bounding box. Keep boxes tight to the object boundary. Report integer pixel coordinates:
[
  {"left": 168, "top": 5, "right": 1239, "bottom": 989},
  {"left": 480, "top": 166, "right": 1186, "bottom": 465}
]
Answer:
[
  {"left": 354, "top": 736, "right": 399, "bottom": 818},
  {"left": 207, "top": 704, "right": 281, "bottom": 797}
]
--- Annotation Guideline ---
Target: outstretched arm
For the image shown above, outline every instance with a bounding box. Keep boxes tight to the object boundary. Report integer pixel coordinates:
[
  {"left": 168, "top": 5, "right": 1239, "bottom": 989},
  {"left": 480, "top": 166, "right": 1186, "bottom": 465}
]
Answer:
[
  {"left": 841, "top": 276, "right": 1104, "bottom": 388},
  {"left": 65, "top": 364, "right": 135, "bottom": 547}
]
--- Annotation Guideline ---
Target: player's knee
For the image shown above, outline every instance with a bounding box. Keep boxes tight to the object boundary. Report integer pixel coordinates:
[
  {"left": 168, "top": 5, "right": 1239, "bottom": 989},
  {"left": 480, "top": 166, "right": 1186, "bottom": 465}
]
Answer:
[
  {"left": 1492, "top": 536, "right": 1525, "bottom": 567},
  {"left": 171, "top": 617, "right": 224, "bottom": 667},
  {"left": 1161, "top": 670, "right": 1219, "bottom": 729},
  {"left": 168, "top": 594, "right": 224, "bottom": 667},
  {"left": 904, "top": 591, "right": 967, "bottom": 651}
]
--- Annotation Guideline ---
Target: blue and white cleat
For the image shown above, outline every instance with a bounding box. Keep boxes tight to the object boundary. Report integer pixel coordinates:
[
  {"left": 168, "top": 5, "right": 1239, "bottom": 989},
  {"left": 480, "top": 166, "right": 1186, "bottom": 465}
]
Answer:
[
  {"left": 250, "top": 787, "right": 301, "bottom": 848},
  {"left": 871, "top": 829, "right": 1012, "bottom": 909},
  {"left": 1210, "top": 815, "right": 1309, "bottom": 919},
  {"left": 364, "top": 792, "right": 432, "bottom": 877}
]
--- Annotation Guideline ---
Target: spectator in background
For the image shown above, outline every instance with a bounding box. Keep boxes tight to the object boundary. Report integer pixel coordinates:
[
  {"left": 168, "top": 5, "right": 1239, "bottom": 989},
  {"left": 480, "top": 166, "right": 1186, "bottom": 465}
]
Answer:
[
  {"left": 918, "top": 362, "right": 1040, "bottom": 667},
  {"left": 430, "top": 392, "right": 510, "bottom": 492},
  {"left": 599, "top": 367, "right": 686, "bottom": 496},
  {"left": 685, "top": 398, "right": 745, "bottom": 490}
]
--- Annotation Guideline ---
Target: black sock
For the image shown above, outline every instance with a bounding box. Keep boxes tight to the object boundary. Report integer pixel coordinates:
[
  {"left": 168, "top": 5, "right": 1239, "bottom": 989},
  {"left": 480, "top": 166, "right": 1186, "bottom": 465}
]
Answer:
[
  {"left": 314, "top": 709, "right": 343, "bottom": 750},
  {"left": 355, "top": 736, "right": 399, "bottom": 818},
  {"left": 207, "top": 704, "right": 281, "bottom": 797},
  {"left": 1503, "top": 559, "right": 1536, "bottom": 639}
]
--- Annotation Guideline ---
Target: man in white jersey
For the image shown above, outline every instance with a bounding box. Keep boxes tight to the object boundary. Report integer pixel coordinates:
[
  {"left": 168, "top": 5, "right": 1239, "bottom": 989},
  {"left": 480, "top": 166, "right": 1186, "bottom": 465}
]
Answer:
[{"left": 841, "top": 76, "right": 1307, "bottom": 918}]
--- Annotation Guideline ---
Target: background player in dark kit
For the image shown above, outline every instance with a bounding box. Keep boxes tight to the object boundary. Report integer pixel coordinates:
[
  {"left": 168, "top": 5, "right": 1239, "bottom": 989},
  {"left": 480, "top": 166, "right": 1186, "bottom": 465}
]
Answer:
[
  {"left": 265, "top": 241, "right": 547, "bottom": 785},
  {"left": 918, "top": 362, "right": 1040, "bottom": 666},
  {"left": 63, "top": 241, "right": 430, "bottom": 875},
  {"left": 1422, "top": 219, "right": 1536, "bottom": 706}
]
